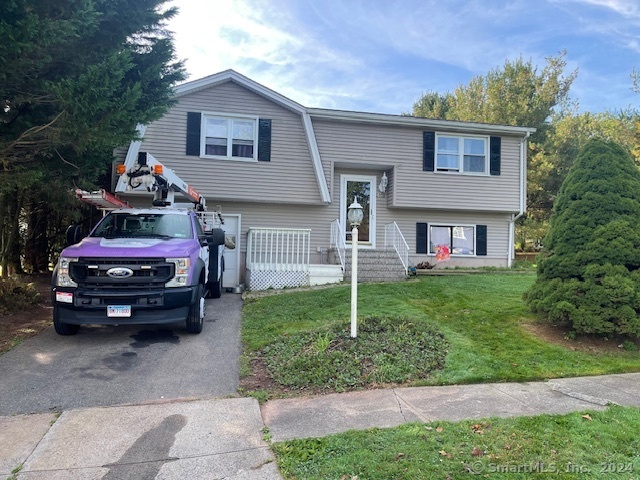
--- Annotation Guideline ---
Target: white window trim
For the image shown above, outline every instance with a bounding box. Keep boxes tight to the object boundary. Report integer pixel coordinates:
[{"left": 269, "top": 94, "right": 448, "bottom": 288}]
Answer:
[
  {"left": 435, "top": 134, "right": 489, "bottom": 175},
  {"left": 200, "top": 112, "right": 259, "bottom": 162},
  {"left": 428, "top": 223, "right": 477, "bottom": 257}
]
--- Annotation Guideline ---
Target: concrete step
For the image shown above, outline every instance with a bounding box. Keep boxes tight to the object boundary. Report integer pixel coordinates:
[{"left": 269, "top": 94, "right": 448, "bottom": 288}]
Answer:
[
  {"left": 309, "top": 264, "right": 343, "bottom": 286},
  {"left": 343, "top": 249, "right": 407, "bottom": 283}
]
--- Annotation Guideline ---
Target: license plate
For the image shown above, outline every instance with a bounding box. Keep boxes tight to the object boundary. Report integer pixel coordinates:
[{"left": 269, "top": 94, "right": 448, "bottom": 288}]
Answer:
[
  {"left": 107, "top": 305, "right": 131, "bottom": 318},
  {"left": 56, "top": 292, "right": 73, "bottom": 304}
]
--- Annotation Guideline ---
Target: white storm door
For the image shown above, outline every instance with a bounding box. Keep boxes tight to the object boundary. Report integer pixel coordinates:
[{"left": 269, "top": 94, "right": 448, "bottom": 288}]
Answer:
[
  {"left": 221, "top": 214, "right": 240, "bottom": 288},
  {"left": 340, "top": 175, "right": 376, "bottom": 248}
]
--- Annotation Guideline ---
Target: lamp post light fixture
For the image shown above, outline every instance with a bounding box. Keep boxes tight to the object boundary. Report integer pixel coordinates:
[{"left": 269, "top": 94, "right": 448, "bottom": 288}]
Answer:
[{"left": 347, "top": 198, "right": 364, "bottom": 338}]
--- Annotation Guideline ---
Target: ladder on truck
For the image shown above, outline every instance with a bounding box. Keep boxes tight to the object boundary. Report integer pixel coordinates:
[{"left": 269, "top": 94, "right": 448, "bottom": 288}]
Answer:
[{"left": 75, "top": 189, "right": 130, "bottom": 215}]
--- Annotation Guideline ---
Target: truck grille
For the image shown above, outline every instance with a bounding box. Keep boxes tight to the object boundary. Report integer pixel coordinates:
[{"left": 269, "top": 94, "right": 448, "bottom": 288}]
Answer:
[{"left": 70, "top": 257, "right": 173, "bottom": 289}]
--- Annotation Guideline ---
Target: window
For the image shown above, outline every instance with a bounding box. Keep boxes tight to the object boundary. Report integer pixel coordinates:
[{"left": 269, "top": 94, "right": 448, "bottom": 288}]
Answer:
[
  {"left": 187, "top": 112, "right": 271, "bottom": 161},
  {"left": 202, "top": 114, "right": 257, "bottom": 160},
  {"left": 429, "top": 225, "right": 475, "bottom": 256},
  {"left": 92, "top": 213, "right": 193, "bottom": 239},
  {"left": 436, "top": 135, "right": 487, "bottom": 174}
]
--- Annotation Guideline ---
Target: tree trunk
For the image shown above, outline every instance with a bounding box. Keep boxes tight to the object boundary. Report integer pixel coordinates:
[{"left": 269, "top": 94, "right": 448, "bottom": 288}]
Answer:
[
  {"left": 24, "top": 199, "right": 50, "bottom": 273},
  {"left": 0, "top": 189, "right": 24, "bottom": 276}
]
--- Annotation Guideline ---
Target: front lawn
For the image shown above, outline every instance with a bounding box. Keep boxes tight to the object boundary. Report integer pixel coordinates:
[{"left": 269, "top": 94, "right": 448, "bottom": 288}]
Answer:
[
  {"left": 242, "top": 274, "right": 640, "bottom": 393},
  {"left": 273, "top": 406, "right": 640, "bottom": 479}
]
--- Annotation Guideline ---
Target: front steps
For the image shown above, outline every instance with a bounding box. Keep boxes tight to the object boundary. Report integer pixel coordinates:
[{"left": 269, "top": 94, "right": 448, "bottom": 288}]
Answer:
[
  {"left": 343, "top": 248, "right": 407, "bottom": 283},
  {"left": 309, "top": 264, "right": 344, "bottom": 286}
]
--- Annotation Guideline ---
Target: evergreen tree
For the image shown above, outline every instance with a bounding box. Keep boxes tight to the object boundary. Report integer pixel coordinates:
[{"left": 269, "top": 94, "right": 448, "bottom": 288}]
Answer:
[
  {"left": 0, "top": 0, "right": 185, "bottom": 275},
  {"left": 525, "top": 140, "right": 640, "bottom": 338},
  {"left": 411, "top": 52, "right": 575, "bottom": 143}
]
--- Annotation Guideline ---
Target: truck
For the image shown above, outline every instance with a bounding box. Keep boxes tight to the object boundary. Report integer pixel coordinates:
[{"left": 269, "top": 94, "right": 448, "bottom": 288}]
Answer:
[{"left": 51, "top": 152, "right": 226, "bottom": 335}]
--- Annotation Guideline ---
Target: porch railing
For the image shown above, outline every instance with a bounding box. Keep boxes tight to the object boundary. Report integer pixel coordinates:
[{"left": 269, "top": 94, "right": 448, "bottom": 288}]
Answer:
[
  {"left": 247, "top": 227, "right": 311, "bottom": 271},
  {"left": 246, "top": 227, "right": 312, "bottom": 290},
  {"left": 384, "top": 222, "right": 409, "bottom": 274},
  {"left": 330, "top": 219, "right": 346, "bottom": 271}
]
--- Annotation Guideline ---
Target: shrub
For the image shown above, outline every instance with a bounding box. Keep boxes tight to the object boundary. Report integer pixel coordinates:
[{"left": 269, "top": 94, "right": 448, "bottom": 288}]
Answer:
[
  {"left": 525, "top": 140, "right": 640, "bottom": 338},
  {"left": 0, "top": 278, "right": 41, "bottom": 314}
]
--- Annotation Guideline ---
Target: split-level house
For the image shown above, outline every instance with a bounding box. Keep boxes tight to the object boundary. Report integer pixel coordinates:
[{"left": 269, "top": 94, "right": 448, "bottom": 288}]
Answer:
[{"left": 116, "top": 70, "right": 534, "bottom": 291}]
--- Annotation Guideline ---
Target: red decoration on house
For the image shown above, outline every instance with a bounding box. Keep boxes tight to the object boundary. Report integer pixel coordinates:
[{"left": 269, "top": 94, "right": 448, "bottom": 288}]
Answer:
[{"left": 435, "top": 245, "right": 450, "bottom": 262}]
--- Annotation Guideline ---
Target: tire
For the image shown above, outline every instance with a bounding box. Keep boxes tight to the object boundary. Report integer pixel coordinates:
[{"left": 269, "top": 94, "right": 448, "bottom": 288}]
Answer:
[
  {"left": 53, "top": 306, "right": 79, "bottom": 336},
  {"left": 186, "top": 283, "right": 205, "bottom": 334}
]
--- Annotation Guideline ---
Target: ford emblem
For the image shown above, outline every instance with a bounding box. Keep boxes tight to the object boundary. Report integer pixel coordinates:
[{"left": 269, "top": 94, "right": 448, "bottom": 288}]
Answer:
[{"left": 106, "top": 267, "right": 134, "bottom": 279}]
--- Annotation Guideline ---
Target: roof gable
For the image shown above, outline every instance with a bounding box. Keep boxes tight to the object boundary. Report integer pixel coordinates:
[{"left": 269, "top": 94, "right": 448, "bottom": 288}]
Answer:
[{"left": 174, "top": 70, "right": 305, "bottom": 115}]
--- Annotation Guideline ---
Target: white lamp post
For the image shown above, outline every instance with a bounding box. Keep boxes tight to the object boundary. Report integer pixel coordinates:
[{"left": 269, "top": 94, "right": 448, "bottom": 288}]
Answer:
[{"left": 347, "top": 198, "right": 364, "bottom": 338}]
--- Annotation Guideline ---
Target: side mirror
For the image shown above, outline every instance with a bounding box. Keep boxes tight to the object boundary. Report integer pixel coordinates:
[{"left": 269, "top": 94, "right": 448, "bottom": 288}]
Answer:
[
  {"left": 65, "top": 225, "right": 84, "bottom": 247},
  {"left": 199, "top": 234, "right": 212, "bottom": 247}
]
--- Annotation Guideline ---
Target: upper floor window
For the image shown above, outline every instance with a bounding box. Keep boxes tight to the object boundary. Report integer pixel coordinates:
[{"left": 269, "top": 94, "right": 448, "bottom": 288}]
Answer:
[
  {"left": 202, "top": 114, "right": 258, "bottom": 161},
  {"left": 436, "top": 135, "right": 487, "bottom": 174},
  {"left": 187, "top": 112, "right": 272, "bottom": 161}
]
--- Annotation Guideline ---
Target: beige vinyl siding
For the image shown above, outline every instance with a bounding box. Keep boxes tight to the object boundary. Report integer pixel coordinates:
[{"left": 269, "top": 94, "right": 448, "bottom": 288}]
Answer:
[
  {"left": 140, "top": 81, "right": 324, "bottom": 205},
  {"left": 332, "top": 168, "right": 511, "bottom": 267},
  {"left": 313, "top": 119, "right": 522, "bottom": 212}
]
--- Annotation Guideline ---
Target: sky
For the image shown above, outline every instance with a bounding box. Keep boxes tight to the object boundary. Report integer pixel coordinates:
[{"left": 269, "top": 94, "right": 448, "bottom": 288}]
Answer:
[{"left": 166, "top": 0, "right": 640, "bottom": 115}]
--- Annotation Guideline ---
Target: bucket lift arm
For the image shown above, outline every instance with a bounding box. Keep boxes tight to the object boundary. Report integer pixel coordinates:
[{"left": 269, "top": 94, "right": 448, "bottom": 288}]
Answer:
[{"left": 117, "top": 152, "right": 206, "bottom": 209}]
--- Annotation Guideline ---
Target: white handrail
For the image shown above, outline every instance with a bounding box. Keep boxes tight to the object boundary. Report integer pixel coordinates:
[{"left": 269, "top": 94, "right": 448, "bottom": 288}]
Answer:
[
  {"left": 330, "top": 219, "right": 346, "bottom": 271},
  {"left": 247, "top": 227, "right": 311, "bottom": 271},
  {"left": 384, "top": 222, "right": 409, "bottom": 274}
]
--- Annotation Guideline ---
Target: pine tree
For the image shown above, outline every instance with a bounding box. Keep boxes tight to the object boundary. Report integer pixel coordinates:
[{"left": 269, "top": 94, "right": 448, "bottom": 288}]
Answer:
[
  {"left": 525, "top": 140, "right": 640, "bottom": 338},
  {"left": 0, "top": 0, "right": 185, "bottom": 274}
]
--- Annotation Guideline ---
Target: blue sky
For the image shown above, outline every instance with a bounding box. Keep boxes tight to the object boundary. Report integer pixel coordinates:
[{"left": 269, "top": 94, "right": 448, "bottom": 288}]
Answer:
[{"left": 166, "top": 0, "right": 640, "bottom": 115}]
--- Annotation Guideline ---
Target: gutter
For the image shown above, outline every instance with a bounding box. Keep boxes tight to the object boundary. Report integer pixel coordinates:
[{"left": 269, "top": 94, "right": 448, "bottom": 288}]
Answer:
[
  {"left": 307, "top": 108, "right": 536, "bottom": 136},
  {"left": 508, "top": 131, "right": 531, "bottom": 267}
]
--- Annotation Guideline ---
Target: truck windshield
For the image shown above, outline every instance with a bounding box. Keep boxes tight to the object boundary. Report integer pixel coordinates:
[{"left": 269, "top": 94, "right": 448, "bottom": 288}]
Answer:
[{"left": 91, "top": 213, "right": 193, "bottom": 239}]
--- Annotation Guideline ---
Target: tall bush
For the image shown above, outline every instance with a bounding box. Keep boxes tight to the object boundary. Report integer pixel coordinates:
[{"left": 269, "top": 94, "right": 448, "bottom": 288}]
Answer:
[{"left": 525, "top": 140, "right": 640, "bottom": 338}]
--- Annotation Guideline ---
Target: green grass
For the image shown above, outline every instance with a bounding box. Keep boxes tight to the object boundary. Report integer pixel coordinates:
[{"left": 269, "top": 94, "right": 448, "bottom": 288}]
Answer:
[
  {"left": 242, "top": 274, "right": 640, "bottom": 387},
  {"left": 272, "top": 406, "right": 640, "bottom": 479}
]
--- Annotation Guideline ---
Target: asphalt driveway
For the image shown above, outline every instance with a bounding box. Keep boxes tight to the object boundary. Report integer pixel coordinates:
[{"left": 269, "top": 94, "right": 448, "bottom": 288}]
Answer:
[{"left": 0, "top": 293, "right": 243, "bottom": 415}]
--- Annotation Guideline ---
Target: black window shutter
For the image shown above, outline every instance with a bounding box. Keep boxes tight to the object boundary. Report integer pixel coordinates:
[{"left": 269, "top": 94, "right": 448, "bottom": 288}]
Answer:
[
  {"left": 258, "top": 119, "right": 272, "bottom": 162},
  {"left": 186, "top": 112, "right": 201, "bottom": 156},
  {"left": 416, "top": 223, "right": 428, "bottom": 254},
  {"left": 423, "top": 131, "right": 435, "bottom": 171},
  {"left": 476, "top": 225, "right": 487, "bottom": 256},
  {"left": 489, "top": 136, "right": 501, "bottom": 175}
]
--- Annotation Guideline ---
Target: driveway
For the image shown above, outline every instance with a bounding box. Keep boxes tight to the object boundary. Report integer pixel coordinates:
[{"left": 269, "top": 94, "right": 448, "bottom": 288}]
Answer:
[{"left": 0, "top": 293, "right": 243, "bottom": 415}]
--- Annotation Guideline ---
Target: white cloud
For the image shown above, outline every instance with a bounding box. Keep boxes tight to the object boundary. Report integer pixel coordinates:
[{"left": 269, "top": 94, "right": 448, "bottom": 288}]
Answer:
[
  {"left": 561, "top": 0, "right": 640, "bottom": 17},
  {"left": 166, "top": 0, "right": 639, "bottom": 114}
]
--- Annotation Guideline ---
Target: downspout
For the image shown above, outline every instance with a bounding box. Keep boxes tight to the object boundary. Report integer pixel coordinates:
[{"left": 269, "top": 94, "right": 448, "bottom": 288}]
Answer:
[{"left": 508, "top": 131, "right": 530, "bottom": 268}]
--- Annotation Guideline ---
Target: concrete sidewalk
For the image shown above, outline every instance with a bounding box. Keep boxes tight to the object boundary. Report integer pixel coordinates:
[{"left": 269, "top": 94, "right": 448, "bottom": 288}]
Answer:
[
  {"left": 261, "top": 373, "right": 640, "bottom": 442},
  {"left": 2, "top": 373, "right": 639, "bottom": 479},
  {"left": 1, "top": 398, "right": 282, "bottom": 480}
]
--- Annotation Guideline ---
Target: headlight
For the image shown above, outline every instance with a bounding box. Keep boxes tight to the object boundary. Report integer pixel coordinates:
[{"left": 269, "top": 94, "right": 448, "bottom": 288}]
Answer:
[
  {"left": 57, "top": 257, "right": 78, "bottom": 287},
  {"left": 166, "top": 257, "right": 190, "bottom": 287}
]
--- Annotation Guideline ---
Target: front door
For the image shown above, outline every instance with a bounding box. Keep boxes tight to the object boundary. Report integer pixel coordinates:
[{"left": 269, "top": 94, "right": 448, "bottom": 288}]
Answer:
[
  {"left": 221, "top": 214, "right": 240, "bottom": 288},
  {"left": 340, "top": 175, "right": 376, "bottom": 248}
]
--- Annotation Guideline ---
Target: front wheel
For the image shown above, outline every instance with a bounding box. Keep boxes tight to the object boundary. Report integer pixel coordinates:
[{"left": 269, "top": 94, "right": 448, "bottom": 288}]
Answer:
[
  {"left": 186, "top": 283, "right": 205, "bottom": 334},
  {"left": 53, "top": 306, "right": 79, "bottom": 336}
]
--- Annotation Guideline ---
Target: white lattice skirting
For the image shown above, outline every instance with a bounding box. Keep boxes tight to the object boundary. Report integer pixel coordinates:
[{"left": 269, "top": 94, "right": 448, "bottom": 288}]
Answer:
[{"left": 248, "top": 270, "right": 310, "bottom": 291}]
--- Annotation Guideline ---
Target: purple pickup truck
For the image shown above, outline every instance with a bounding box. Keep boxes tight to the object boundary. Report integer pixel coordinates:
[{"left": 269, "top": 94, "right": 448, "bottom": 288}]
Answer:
[{"left": 51, "top": 208, "right": 225, "bottom": 335}]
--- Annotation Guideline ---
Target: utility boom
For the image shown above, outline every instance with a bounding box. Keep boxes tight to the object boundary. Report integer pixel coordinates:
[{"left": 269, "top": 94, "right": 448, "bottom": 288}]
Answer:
[{"left": 118, "top": 152, "right": 206, "bottom": 209}]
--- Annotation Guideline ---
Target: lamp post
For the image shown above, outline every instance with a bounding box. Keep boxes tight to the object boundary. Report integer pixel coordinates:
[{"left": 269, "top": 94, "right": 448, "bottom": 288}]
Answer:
[{"left": 347, "top": 198, "right": 364, "bottom": 338}]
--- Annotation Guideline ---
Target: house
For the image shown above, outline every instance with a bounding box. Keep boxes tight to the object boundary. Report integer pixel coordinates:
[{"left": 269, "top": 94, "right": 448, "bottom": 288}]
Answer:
[{"left": 115, "top": 70, "right": 534, "bottom": 290}]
